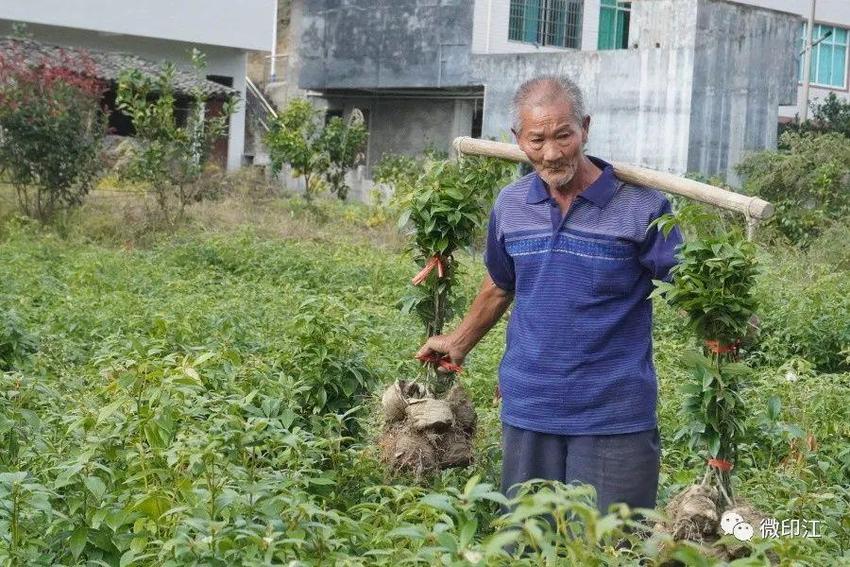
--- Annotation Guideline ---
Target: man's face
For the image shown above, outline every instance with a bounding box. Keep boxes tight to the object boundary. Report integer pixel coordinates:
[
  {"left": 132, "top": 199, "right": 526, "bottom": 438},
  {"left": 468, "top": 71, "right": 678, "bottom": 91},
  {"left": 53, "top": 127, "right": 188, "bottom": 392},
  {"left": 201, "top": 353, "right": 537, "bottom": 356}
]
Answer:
[{"left": 513, "top": 99, "right": 590, "bottom": 191}]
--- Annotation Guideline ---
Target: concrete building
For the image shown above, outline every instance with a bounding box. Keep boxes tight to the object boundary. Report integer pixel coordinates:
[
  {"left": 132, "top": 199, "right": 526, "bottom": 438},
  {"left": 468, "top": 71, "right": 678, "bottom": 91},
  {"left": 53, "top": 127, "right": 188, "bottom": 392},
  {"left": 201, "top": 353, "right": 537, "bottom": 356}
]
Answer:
[
  {"left": 0, "top": 0, "right": 275, "bottom": 171},
  {"left": 288, "top": 0, "right": 804, "bottom": 191},
  {"left": 735, "top": 0, "right": 850, "bottom": 120}
]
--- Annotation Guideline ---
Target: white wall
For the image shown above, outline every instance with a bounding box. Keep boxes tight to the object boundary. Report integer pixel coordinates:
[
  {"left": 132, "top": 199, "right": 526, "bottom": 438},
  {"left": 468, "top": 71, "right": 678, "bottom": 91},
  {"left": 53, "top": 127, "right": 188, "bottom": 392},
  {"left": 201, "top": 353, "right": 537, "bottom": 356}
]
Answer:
[{"left": 0, "top": 0, "right": 274, "bottom": 51}]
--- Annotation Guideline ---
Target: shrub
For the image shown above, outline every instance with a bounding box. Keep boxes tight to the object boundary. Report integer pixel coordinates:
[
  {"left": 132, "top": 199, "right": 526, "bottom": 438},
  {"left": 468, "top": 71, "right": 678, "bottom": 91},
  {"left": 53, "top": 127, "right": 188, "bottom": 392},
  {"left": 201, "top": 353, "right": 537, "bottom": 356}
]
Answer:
[
  {"left": 0, "top": 45, "right": 106, "bottom": 222},
  {"left": 266, "top": 100, "right": 368, "bottom": 201},
  {"left": 780, "top": 92, "right": 850, "bottom": 141},
  {"left": 0, "top": 309, "right": 36, "bottom": 370},
  {"left": 317, "top": 112, "right": 368, "bottom": 200},
  {"left": 652, "top": 219, "right": 758, "bottom": 500},
  {"left": 736, "top": 131, "right": 850, "bottom": 246},
  {"left": 115, "top": 50, "right": 235, "bottom": 225},
  {"left": 266, "top": 98, "right": 327, "bottom": 202}
]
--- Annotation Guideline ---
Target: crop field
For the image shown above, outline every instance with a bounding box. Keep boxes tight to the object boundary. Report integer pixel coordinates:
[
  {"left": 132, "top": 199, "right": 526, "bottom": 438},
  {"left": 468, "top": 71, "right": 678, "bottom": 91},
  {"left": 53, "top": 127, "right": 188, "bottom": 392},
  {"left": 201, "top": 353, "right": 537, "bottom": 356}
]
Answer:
[{"left": 1, "top": 196, "right": 849, "bottom": 565}]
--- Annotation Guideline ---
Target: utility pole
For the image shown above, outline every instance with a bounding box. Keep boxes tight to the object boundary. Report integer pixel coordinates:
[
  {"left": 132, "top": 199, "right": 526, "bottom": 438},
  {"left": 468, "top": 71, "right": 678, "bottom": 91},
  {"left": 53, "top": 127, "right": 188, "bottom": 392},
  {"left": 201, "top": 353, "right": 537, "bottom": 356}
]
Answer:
[{"left": 799, "top": 0, "right": 816, "bottom": 122}]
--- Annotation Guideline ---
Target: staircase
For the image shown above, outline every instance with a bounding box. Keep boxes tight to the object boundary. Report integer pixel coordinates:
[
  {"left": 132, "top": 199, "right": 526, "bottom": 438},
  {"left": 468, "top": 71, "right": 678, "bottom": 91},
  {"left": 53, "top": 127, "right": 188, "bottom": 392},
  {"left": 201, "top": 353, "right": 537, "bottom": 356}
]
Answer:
[{"left": 244, "top": 77, "right": 277, "bottom": 166}]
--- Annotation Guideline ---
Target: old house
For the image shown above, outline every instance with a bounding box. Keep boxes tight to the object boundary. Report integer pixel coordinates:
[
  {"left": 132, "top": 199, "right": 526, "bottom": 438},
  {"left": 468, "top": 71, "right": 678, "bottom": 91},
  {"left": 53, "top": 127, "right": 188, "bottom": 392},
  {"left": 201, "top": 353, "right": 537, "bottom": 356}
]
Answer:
[
  {"left": 253, "top": 0, "right": 820, "bottom": 197},
  {"left": 0, "top": 0, "right": 274, "bottom": 171}
]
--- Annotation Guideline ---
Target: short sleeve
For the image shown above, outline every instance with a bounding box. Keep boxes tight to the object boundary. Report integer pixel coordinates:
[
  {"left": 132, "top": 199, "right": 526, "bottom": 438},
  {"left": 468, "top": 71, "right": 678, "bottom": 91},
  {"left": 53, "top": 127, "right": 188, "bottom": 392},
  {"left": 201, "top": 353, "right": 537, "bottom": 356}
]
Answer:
[
  {"left": 484, "top": 208, "right": 516, "bottom": 291},
  {"left": 639, "top": 197, "right": 683, "bottom": 282}
]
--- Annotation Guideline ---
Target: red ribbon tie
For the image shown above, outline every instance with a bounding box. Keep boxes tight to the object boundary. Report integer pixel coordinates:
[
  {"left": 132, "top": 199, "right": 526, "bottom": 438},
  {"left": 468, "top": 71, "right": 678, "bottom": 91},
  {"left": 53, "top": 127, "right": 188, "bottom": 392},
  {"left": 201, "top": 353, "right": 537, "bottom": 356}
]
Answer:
[
  {"left": 708, "top": 458, "right": 733, "bottom": 472},
  {"left": 416, "top": 352, "right": 462, "bottom": 373},
  {"left": 411, "top": 255, "right": 445, "bottom": 286}
]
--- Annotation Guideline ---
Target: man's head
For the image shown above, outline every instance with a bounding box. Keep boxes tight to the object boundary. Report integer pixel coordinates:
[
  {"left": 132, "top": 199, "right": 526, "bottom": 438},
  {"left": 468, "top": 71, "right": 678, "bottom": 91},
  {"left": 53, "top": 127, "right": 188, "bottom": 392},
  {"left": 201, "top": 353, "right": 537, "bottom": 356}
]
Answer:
[{"left": 511, "top": 76, "right": 590, "bottom": 191}]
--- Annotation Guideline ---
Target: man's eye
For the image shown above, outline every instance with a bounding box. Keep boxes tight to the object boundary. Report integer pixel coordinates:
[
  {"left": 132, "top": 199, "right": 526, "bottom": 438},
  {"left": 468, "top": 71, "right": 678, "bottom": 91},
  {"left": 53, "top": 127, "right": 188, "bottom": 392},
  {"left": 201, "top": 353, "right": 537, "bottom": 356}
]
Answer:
[
  {"left": 530, "top": 138, "right": 543, "bottom": 144},
  {"left": 557, "top": 132, "right": 572, "bottom": 139}
]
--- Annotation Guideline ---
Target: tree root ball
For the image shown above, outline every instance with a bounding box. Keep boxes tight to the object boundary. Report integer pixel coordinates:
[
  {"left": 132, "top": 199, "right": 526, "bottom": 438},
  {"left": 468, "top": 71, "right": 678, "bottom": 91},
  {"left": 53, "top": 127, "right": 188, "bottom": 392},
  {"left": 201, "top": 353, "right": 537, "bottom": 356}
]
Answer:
[
  {"left": 665, "top": 484, "right": 720, "bottom": 541},
  {"left": 378, "top": 426, "right": 438, "bottom": 477},
  {"left": 437, "top": 429, "right": 474, "bottom": 468},
  {"left": 446, "top": 384, "right": 477, "bottom": 434},
  {"left": 378, "top": 381, "right": 479, "bottom": 475},
  {"left": 381, "top": 382, "right": 407, "bottom": 423},
  {"left": 406, "top": 398, "right": 453, "bottom": 431}
]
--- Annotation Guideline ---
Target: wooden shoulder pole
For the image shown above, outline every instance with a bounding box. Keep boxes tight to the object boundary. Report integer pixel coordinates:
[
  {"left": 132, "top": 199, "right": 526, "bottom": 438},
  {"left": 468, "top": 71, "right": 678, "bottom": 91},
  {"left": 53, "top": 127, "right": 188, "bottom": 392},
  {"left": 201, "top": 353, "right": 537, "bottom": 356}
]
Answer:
[{"left": 452, "top": 137, "right": 775, "bottom": 222}]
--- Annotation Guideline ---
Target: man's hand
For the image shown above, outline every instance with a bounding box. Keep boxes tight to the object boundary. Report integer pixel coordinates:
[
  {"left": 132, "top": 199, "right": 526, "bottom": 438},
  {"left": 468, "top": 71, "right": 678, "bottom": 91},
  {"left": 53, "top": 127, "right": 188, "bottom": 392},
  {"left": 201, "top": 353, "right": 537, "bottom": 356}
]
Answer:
[
  {"left": 413, "top": 274, "right": 514, "bottom": 373},
  {"left": 416, "top": 334, "right": 467, "bottom": 373}
]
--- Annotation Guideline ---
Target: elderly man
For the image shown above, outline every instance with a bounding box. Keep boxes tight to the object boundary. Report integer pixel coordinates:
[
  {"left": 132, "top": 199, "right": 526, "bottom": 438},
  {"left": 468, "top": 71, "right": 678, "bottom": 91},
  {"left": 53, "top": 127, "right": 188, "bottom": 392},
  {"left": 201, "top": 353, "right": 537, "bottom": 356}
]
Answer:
[{"left": 417, "top": 76, "right": 683, "bottom": 514}]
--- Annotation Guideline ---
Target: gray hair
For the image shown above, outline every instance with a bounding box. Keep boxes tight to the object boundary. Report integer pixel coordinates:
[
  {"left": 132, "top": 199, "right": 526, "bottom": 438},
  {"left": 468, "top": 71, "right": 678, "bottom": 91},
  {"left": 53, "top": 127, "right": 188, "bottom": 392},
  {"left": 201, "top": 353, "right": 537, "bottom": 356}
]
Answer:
[{"left": 511, "top": 76, "right": 586, "bottom": 134}]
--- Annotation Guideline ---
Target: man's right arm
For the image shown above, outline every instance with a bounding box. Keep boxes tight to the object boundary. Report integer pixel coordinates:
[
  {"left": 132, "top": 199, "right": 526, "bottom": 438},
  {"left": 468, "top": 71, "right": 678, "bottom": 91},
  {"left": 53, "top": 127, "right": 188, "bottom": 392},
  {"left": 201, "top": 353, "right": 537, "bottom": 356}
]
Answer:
[{"left": 415, "top": 274, "right": 513, "bottom": 369}]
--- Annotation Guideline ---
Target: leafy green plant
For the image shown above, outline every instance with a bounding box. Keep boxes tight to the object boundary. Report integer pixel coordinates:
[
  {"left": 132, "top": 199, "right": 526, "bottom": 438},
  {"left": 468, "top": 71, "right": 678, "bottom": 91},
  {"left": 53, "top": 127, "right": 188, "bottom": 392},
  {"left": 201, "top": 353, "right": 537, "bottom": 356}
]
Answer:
[
  {"left": 736, "top": 131, "right": 850, "bottom": 246},
  {"left": 317, "top": 112, "right": 368, "bottom": 201},
  {"left": 267, "top": 102, "right": 369, "bottom": 202},
  {"left": 281, "top": 297, "right": 380, "bottom": 421},
  {"left": 116, "top": 49, "right": 235, "bottom": 225},
  {"left": 0, "top": 310, "right": 36, "bottom": 371},
  {"left": 780, "top": 92, "right": 850, "bottom": 141},
  {"left": 0, "top": 45, "right": 106, "bottom": 222},
  {"left": 395, "top": 156, "right": 516, "bottom": 390},
  {"left": 652, "top": 215, "right": 759, "bottom": 502},
  {"left": 266, "top": 99, "right": 328, "bottom": 202}
]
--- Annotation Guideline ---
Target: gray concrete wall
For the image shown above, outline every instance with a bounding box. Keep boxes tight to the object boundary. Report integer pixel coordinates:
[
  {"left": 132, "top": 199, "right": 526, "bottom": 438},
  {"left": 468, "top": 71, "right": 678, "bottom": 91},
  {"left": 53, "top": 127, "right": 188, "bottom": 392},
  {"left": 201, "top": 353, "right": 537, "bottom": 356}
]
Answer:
[
  {"left": 324, "top": 96, "right": 475, "bottom": 171},
  {"left": 299, "top": 0, "right": 476, "bottom": 90},
  {"left": 687, "top": 0, "right": 800, "bottom": 181}
]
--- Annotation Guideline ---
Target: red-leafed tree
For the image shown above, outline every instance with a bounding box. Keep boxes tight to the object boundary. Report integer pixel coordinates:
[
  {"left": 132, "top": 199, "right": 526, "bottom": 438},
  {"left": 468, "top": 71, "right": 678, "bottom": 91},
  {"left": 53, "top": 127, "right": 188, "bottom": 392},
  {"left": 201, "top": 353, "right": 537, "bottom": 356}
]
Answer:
[{"left": 0, "top": 46, "right": 107, "bottom": 222}]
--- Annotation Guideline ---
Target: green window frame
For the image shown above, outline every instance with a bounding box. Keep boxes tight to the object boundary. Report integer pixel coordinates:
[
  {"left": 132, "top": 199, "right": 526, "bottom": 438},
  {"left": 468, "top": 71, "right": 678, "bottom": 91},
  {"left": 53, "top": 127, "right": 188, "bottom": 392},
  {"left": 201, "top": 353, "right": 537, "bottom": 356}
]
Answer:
[
  {"left": 798, "top": 23, "right": 848, "bottom": 89},
  {"left": 598, "top": 0, "right": 631, "bottom": 50},
  {"left": 508, "top": 0, "right": 583, "bottom": 49}
]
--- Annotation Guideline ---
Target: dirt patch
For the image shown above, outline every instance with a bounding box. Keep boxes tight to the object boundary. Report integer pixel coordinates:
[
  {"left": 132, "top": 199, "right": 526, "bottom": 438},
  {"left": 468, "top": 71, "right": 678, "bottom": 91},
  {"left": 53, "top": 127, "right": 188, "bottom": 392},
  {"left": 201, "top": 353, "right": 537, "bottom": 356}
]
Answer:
[{"left": 379, "top": 382, "right": 477, "bottom": 476}]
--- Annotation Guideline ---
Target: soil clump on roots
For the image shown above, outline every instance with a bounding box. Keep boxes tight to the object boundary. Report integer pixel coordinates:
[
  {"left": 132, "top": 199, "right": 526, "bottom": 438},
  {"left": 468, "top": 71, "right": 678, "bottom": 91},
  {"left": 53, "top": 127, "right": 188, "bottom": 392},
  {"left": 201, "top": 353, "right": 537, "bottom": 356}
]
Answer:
[
  {"left": 378, "top": 381, "right": 477, "bottom": 476},
  {"left": 655, "top": 483, "right": 772, "bottom": 564}
]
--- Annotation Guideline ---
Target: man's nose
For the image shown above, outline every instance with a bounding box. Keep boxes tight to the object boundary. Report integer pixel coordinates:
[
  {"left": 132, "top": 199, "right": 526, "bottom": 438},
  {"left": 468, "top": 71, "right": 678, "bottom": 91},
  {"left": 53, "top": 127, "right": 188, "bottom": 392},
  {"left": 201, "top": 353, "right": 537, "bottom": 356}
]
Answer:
[{"left": 542, "top": 141, "right": 562, "bottom": 163}]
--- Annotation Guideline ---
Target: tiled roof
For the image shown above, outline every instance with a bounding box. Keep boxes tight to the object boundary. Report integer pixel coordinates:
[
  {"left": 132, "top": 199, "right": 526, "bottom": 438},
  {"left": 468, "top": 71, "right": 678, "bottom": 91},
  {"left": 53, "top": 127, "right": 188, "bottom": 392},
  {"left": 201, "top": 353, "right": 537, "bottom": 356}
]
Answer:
[{"left": 0, "top": 36, "right": 235, "bottom": 97}]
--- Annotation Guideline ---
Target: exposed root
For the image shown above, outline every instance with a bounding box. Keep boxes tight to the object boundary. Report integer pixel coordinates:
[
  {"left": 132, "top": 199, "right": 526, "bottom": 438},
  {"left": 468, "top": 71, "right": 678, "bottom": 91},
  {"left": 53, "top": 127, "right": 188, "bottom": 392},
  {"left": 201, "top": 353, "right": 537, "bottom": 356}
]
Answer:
[{"left": 379, "top": 380, "right": 478, "bottom": 475}]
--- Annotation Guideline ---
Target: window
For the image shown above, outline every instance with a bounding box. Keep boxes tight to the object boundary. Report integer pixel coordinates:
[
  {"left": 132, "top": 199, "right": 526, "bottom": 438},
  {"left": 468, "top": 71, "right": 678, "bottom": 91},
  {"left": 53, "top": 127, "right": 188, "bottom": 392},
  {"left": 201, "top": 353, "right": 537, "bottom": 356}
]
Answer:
[
  {"left": 508, "top": 0, "right": 583, "bottom": 49},
  {"left": 799, "top": 23, "right": 848, "bottom": 88},
  {"left": 598, "top": 0, "right": 631, "bottom": 50}
]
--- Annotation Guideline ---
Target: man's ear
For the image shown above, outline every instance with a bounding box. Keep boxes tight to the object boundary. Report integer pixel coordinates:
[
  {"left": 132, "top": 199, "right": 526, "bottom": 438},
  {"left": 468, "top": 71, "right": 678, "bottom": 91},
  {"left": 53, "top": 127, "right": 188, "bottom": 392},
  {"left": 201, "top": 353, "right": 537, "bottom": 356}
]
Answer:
[
  {"left": 510, "top": 128, "right": 519, "bottom": 143},
  {"left": 582, "top": 115, "right": 591, "bottom": 144}
]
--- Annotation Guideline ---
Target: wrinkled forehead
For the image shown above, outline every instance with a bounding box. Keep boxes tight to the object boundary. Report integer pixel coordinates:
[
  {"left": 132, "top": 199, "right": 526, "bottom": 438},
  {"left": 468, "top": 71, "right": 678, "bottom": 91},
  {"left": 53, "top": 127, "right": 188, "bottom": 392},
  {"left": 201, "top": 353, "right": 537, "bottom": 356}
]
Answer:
[{"left": 518, "top": 99, "right": 581, "bottom": 129}]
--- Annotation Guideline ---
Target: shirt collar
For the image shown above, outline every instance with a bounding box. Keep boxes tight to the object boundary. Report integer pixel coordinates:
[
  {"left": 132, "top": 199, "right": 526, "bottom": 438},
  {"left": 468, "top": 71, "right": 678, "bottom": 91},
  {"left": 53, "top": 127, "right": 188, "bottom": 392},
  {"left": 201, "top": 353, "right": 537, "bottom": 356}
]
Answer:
[{"left": 526, "top": 155, "right": 619, "bottom": 209}]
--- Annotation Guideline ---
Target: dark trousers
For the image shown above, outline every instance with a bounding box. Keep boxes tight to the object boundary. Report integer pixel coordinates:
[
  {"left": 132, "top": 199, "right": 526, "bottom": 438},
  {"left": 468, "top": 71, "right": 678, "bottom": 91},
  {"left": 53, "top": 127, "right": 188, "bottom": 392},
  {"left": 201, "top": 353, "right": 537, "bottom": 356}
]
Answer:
[{"left": 500, "top": 423, "right": 661, "bottom": 515}]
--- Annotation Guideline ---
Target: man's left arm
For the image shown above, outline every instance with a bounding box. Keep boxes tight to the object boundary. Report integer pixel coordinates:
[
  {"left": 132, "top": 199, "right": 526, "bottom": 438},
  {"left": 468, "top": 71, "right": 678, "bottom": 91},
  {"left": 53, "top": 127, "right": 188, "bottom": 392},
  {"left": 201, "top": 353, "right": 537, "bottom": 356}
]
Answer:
[{"left": 638, "top": 197, "right": 683, "bottom": 282}]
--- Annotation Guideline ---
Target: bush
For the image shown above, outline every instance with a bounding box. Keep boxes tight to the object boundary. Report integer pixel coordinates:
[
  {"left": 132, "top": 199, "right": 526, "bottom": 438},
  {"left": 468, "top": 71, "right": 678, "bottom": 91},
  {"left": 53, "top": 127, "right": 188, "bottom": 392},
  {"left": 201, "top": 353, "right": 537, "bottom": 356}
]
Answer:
[
  {"left": 0, "top": 45, "right": 106, "bottom": 222},
  {"left": 266, "top": 100, "right": 368, "bottom": 201},
  {"left": 736, "top": 131, "right": 850, "bottom": 246},
  {"left": 751, "top": 244, "right": 850, "bottom": 373},
  {"left": 115, "top": 50, "right": 235, "bottom": 226},
  {"left": 318, "top": 113, "right": 368, "bottom": 201},
  {"left": 780, "top": 92, "right": 850, "bottom": 141}
]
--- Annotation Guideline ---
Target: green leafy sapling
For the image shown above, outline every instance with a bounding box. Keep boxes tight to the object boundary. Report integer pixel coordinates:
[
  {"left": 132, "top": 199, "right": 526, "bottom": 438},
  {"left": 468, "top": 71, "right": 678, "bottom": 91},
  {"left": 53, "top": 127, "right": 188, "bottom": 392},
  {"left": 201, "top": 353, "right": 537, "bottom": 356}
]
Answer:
[{"left": 651, "top": 205, "right": 759, "bottom": 504}]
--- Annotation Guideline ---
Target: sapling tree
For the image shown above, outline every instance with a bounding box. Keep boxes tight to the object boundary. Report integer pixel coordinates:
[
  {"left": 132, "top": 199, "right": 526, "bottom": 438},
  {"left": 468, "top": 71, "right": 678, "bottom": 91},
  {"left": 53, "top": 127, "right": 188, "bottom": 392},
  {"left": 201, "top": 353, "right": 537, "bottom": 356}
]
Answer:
[
  {"left": 377, "top": 154, "right": 515, "bottom": 476},
  {"left": 0, "top": 46, "right": 106, "bottom": 222},
  {"left": 267, "top": 101, "right": 369, "bottom": 202},
  {"left": 652, "top": 208, "right": 759, "bottom": 505},
  {"left": 116, "top": 50, "right": 235, "bottom": 226},
  {"left": 266, "top": 98, "right": 327, "bottom": 202},
  {"left": 398, "top": 156, "right": 516, "bottom": 392},
  {"left": 317, "top": 111, "right": 368, "bottom": 201}
]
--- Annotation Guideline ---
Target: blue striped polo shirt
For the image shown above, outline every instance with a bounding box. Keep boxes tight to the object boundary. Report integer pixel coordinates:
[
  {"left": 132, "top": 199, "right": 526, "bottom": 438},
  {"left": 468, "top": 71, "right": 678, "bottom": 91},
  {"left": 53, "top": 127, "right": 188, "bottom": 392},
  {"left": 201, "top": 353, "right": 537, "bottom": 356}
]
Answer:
[{"left": 485, "top": 156, "right": 683, "bottom": 435}]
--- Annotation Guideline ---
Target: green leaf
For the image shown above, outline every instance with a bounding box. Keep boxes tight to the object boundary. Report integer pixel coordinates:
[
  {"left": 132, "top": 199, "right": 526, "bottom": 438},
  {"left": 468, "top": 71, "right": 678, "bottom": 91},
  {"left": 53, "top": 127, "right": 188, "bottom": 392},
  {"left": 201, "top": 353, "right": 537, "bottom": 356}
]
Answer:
[
  {"left": 84, "top": 476, "right": 107, "bottom": 501},
  {"left": 134, "top": 494, "right": 172, "bottom": 520},
  {"left": 69, "top": 525, "right": 88, "bottom": 559}
]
